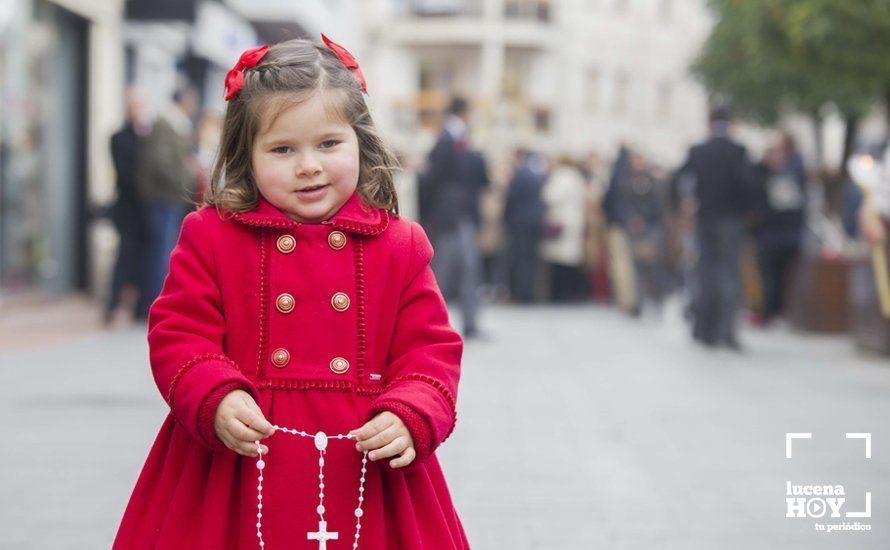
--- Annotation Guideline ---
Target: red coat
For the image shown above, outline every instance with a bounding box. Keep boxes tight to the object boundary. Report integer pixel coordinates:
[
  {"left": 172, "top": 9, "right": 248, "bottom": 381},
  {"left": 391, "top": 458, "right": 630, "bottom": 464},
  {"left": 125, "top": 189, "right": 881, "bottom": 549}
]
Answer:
[{"left": 114, "top": 192, "right": 468, "bottom": 549}]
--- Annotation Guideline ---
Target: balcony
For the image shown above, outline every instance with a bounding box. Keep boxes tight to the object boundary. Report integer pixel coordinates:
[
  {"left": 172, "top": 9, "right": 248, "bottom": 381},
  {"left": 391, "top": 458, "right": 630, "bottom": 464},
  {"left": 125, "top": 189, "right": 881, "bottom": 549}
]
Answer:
[
  {"left": 398, "top": 0, "right": 484, "bottom": 17},
  {"left": 390, "top": 0, "right": 552, "bottom": 48},
  {"left": 397, "top": 0, "right": 550, "bottom": 20}
]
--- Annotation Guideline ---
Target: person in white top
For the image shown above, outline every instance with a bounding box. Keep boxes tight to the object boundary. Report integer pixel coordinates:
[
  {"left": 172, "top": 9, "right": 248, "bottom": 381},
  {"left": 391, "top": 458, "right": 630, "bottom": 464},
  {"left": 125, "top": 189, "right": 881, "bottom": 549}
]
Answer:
[{"left": 540, "top": 157, "right": 590, "bottom": 301}]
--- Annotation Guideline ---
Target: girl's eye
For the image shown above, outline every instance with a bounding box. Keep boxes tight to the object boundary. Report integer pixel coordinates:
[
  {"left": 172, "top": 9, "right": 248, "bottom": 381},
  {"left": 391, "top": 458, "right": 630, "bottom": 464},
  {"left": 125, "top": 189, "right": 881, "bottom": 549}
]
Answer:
[
  {"left": 272, "top": 146, "right": 292, "bottom": 154},
  {"left": 320, "top": 140, "right": 340, "bottom": 149}
]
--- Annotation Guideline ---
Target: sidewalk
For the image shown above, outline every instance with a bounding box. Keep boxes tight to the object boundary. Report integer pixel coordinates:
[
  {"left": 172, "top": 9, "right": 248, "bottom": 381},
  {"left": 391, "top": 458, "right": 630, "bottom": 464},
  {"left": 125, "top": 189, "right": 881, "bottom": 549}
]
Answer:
[
  {"left": 0, "top": 293, "right": 145, "bottom": 352},
  {"left": 0, "top": 293, "right": 112, "bottom": 351}
]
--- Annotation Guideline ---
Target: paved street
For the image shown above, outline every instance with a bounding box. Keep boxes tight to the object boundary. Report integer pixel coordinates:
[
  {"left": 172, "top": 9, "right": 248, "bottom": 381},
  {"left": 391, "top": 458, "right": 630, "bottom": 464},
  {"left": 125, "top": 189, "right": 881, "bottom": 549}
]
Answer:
[{"left": 2, "top": 301, "right": 889, "bottom": 549}]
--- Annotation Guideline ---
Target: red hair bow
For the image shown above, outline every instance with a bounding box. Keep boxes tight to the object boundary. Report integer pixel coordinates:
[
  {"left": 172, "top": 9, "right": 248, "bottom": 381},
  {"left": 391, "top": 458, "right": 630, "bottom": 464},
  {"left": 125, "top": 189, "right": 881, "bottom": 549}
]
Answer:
[
  {"left": 321, "top": 34, "right": 367, "bottom": 94},
  {"left": 224, "top": 45, "right": 270, "bottom": 101}
]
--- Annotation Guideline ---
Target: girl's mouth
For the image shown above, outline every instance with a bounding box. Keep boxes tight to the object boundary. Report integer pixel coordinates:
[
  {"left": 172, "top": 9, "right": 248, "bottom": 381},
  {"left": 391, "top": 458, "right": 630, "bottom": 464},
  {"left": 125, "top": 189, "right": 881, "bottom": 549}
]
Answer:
[{"left": 296, "top": 184, "right": 330, "bottom": 199}]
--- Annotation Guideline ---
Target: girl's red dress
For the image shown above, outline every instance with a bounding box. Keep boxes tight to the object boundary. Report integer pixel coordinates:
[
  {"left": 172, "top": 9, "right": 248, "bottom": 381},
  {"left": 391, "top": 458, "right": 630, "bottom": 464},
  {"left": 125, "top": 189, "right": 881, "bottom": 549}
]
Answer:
[{"left": 114, "top": 192, "right": 469, "bottom": 549}]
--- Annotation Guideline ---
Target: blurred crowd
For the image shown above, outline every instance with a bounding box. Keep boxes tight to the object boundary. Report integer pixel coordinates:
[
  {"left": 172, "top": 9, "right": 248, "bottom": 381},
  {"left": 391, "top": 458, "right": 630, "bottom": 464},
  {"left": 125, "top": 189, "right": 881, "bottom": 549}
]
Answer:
[
  {"left": 103, "top": 86, "right": 870, "bottom": 352},
  {"left": 412, "top": 100, "right": 844, "bottom": 349}
]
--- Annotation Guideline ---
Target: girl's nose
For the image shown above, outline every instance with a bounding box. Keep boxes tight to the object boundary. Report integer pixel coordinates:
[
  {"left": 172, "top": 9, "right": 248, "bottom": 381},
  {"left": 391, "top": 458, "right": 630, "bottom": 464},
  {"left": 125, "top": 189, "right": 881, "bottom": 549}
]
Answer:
[{"left": 296, "top": 154, "right": 323, "bottom": 178}]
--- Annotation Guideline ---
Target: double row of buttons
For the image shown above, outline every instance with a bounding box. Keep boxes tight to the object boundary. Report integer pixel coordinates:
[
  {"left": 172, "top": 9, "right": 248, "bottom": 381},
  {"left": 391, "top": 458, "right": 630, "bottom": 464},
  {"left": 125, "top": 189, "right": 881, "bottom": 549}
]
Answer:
[{"left": 270, "top": 230, "right": 351, "bottom": 375}]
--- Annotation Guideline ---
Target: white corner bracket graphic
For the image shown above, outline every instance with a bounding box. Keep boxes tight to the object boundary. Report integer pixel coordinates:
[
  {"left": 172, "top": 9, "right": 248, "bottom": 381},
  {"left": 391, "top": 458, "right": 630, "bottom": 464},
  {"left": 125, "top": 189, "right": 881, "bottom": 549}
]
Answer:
[
  {"left": 846, "top": 492, "right": 872, "bottom": 518},
  {"left": 786, "top": 433, "right": 812, "bottom": 459},
  {"left": 845, "top": 433, "right": 872, "bottom": 459}
]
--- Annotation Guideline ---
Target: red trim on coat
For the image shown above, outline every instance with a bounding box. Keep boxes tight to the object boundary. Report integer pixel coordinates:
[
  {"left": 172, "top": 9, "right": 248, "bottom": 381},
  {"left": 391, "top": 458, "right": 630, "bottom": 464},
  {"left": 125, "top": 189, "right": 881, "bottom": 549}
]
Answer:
[
  {"left": 389, "top": 373, "right": 458, "bottom": 442},
  {"left": 166, "top": 353, "right": 239, "bottom": 405},
  {"left": 255, "top": 229, "right": 270, "bottom": 379},
  {"left": 255, "top": 378, "right": 384, "bottom": 395},
  {"left": 354, "top": 237, "right": 368, "bottom": 389},
  {"left": 229, "top": 192, "right": 390, "bottom": 236}
]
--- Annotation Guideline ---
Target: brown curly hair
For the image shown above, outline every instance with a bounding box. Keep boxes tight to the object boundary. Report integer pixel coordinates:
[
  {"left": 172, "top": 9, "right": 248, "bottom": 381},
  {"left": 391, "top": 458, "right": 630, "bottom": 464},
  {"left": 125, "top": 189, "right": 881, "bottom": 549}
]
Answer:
[{"left": 207, "top": 38, "right": 399, "bottom": 215}]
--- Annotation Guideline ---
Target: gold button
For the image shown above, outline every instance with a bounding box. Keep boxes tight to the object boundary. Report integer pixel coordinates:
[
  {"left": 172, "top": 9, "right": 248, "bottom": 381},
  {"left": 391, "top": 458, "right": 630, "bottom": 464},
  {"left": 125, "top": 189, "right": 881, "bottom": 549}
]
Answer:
[
  {"left": 329, "top": 357, "right": 349, "bottom": 374},
  {"left": 276, "top": 234, "right": 295, "bottom": 254},
  {"left": 331, "top": 292, "right": 350, "bottom": 312},
  {"left": 327, "top": 231, "right": 346, "bottom": 250},
  {"left": 275, "top": 293, "right": 295, "bottom": 314},
  {"left": 271, "top": 348, "right": 290, "bottom": 368}
]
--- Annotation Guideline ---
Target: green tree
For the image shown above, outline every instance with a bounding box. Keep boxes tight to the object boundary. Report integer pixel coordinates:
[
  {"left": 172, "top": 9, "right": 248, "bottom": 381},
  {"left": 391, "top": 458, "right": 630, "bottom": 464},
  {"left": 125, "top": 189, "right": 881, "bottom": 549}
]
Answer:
[{"left": 692, "top": 0, "right": 890, "bottom": 168}]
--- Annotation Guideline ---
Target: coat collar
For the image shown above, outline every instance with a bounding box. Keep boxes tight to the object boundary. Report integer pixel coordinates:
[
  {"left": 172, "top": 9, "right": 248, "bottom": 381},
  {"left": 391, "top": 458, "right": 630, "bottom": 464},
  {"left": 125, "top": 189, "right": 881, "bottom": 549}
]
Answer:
[{"left": 231, "top": 191, "right": 390, "bottom": 235}]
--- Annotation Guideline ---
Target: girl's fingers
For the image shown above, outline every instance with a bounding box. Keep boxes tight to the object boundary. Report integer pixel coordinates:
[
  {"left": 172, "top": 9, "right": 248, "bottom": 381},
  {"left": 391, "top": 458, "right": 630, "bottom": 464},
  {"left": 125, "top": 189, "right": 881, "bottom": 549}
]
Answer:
[
  {"left": 356, "top": 424, "right": 400, "bottom": 452},
  {"left": 389, "top": 446, "right": 416, "bottom": 469},
  {"left": 227, "top": 418, "right": 267, "bottom": 443},
  {"left": 350, "top": 414, "right": 393, "bottom": 442},
  {"left": 238, "top": 408, "right": 274, "bottom": 436},
  {"left": 368, "top": 436, "right": 409, "bottom": 461},
  {"left": 237, "top": 441, "right": 260, "bottom": 456}
]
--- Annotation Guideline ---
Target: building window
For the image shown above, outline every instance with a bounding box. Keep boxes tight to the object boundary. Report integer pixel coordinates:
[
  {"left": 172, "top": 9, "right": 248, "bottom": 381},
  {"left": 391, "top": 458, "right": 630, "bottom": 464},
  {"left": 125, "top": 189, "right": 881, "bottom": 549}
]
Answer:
[
  {"left": 657, "top": 0, "right": 672, "bottom": 22},
  {"left": 417, "top": 62, "right": 452, "bottom": 129},
  {"left": 505, "top": 0, "right": 551, "bottom": 22},
  {"left": 613, "top": 71, "right": 630, "bottom": 115},
  {"left": 586, "top": 69, "right": 601, "bottom": 112},
  {"left": 409, "top": 0, "right": 482, "bottom": 17},
  {"left": 656, "top": 79, "right": 673, "bottom": 120},
  {"left": 534, "top": 107, "right": 551, "bottom": 133}
]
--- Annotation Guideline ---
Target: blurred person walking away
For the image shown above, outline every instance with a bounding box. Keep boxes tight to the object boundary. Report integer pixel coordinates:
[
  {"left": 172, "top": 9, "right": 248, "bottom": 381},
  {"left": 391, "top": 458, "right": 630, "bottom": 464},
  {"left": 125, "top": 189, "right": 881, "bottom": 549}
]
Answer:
[
  {"left": 137, "top": 86, "right": 200, "bottom": 310},
  {"left": 104, "top": 87, "right": 150, "bottom": 324},
  {"left": 673, "top": 106, "right": 750, "bottom": 350},
  {"left": 541, "top": 156, "right": 590, "bottom": 302},
  {"left": 418, "top": 97, "right": 488, "bottom": 338},
  {"left": 622, "top": 153, "right": 669, "bottom": 313},
  {"left": 581, "top": 152, "right": 612, "bottom": 302},
  {"left": 749, "top": 134, "right": 807, "bottom": 324},
  {"left": 603, "top": 145, "right": 640, "bottom": 315},
  {"left": 504, "top": 149, "right": 547, "bottom": 303}
]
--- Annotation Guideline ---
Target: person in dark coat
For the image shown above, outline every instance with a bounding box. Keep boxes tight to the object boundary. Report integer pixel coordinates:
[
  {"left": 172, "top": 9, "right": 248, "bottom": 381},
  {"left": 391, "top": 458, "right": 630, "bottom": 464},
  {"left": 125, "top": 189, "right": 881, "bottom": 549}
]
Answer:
[
  {"left": 749, "top": 135, "right": 807, "bottom": 322},
  {"left": 504, "top": 149, "right": 547, "bottom": 303},
  {"left": 105, "top": 87, "right": 149, "bottom": 323},
  {"left": 673, "top": 106, "right": 750, "bottom": 349},
  {"left": 418, "top": 97, "right": 488, "bottom": 337}
]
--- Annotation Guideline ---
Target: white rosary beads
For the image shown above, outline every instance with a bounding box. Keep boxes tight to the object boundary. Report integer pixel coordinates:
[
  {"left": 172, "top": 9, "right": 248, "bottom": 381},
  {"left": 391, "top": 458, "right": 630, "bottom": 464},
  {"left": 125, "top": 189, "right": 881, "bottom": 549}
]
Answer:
[{"left": 255, "top": 425, "right": 369, "bottom": 549}]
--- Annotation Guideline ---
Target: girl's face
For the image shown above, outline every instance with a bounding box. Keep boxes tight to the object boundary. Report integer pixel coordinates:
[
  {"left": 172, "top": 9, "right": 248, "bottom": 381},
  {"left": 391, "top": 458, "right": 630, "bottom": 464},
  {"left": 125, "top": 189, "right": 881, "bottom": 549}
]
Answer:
[{"left": 251, "top": 93, "right": 360, "bottom": 223}]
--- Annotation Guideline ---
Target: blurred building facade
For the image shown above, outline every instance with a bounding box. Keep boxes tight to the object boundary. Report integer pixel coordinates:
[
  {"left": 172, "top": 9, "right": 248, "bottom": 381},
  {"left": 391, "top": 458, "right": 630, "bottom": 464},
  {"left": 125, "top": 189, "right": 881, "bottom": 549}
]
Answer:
[
  {"left": 0, "top": 0, "right": 124, "bottom": 297},
  {"left": 360, "top": 0, "right": 712, "bottom": 167}
]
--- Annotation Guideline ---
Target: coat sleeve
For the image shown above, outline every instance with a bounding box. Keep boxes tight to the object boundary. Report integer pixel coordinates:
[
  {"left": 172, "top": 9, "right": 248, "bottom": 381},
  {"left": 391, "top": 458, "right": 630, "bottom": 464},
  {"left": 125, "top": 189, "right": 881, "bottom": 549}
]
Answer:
[
  {"left": 367, "top": 222, "right": 463, "bottom": 466},
  {"left": 148, "top": 211, "right": 259, "bottom": 451}
]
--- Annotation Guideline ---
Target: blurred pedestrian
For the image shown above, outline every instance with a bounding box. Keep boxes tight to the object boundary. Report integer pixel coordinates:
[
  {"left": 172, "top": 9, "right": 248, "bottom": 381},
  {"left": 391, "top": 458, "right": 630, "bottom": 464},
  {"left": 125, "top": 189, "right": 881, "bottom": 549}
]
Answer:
[
  {"left": 673, "top": 106, "right": 750, "bottom": 350},
  {"left": 603, "top": 145, "right": 640, "bottom": 315},
  {"left": 541, "top": 156, "right": 589, "bottom": 301},
  {"left": 104, "top": 87, "right": 149, "bottom": 323},
  {"left": 137, "top": 85, "right": 199, "bottom": 307},
  {"left": 749, "top": 135, "right": 807, "bottom": 323},
  {"left": 504, "top": 148, "right": 547, "bottom": 303},
  {"left": 623, "top": 153, "right": 669, "bottom": 311},
  {"left": 582, "top": 152, "right": 612, "bottom": 302},
  {"left": 418, "top": 97, "right": 488, "bottom": 337}
]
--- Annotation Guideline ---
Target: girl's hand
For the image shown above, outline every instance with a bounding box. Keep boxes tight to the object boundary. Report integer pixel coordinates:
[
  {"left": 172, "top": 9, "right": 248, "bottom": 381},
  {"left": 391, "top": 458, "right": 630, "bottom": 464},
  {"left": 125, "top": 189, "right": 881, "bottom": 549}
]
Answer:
[
  {"left": 214, "top": 389, "right": 275, "bottom": 457},
  {"left": 350, "top": 412, "right": 416, "bottom": 469}
]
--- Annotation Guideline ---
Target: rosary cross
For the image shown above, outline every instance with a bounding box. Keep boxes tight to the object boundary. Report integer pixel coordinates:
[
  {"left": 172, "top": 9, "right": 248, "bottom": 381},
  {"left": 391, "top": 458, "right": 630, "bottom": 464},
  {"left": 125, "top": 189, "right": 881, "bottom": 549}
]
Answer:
[{"left": 307, "top": 520, "right": 337, "bottom": 549}]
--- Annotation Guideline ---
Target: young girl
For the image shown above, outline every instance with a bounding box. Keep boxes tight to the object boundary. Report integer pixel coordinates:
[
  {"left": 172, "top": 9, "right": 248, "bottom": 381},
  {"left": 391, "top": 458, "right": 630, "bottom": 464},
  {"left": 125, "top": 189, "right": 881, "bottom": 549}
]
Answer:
[{"left": 114, "top": 37, "right": 468, "bottom": 549}]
